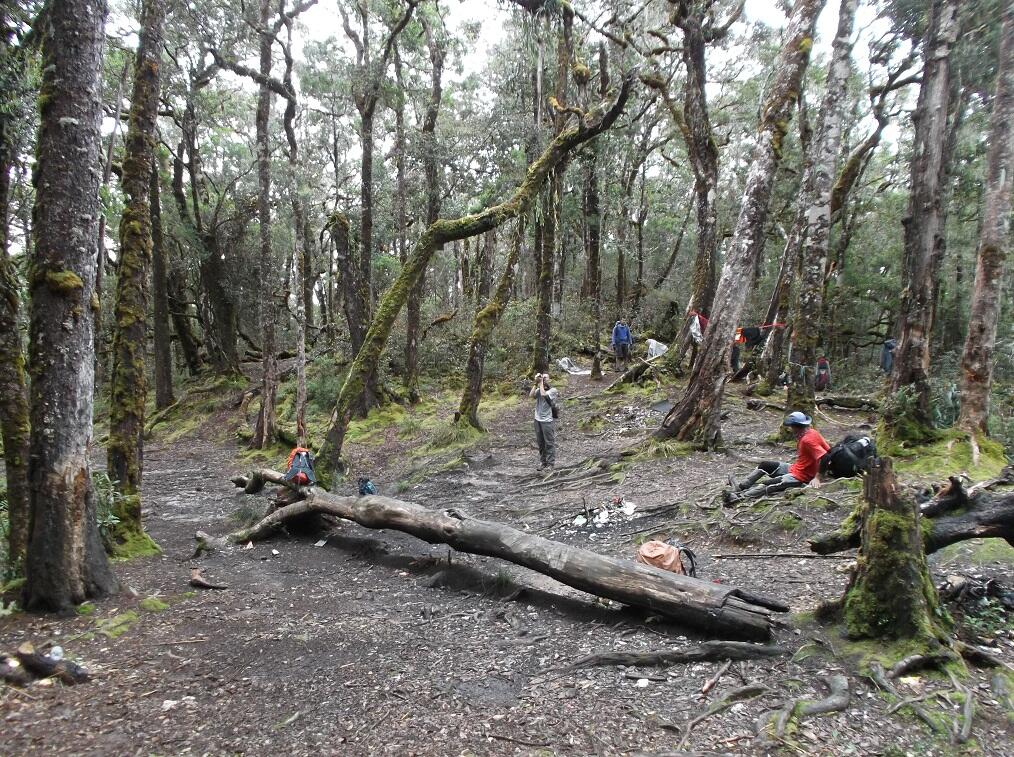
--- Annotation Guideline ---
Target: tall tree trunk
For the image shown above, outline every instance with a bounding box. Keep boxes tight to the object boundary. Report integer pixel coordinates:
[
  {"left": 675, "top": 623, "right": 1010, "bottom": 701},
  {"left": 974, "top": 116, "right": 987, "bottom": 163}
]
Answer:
[
  {"left": 957, "top": 6, "right": 1013, "bottom": 435},
  {"left": 651, "top": 1, "right": 726, "bottom": 370},
  {"left": 0, "top": 189, "right": 30, "bottom": 579},
  {"left": 406, "top": 21, "right": 444, "bottom": 404},
  {"left": 654, "top": 0, "right": 825, "bottom": 447},
  {"left": 785, "top": 0, "right": 858, "bottom": 418},
  {"left": 24, "top": 0, "right": 118, "bottom": 610},
  {"left": 458, "top": 221, "right": 525, "bottom": 429},
  {"left": 251, "top": 0, "right": 277, "bottom": 449},
  {"left": 107, "top": 0, "right": 164, "bottom": 554},
  {"left": 534, "top": 185, "right": 555, "bottom": 374},
  {"left": 0, "top": 14, "right": 31, "bottom": 578},
  {"left": 318, "top": 76, "right": 633, "bottom": 480},
  {"left": 890, "top": 0, "right": 961, "bottom": 433},
  {"left": 151, "top": 161, "right": 174, "bottom": 410},
  {"left": 94, "top": 57, "right": 130, "bottom": 383}
]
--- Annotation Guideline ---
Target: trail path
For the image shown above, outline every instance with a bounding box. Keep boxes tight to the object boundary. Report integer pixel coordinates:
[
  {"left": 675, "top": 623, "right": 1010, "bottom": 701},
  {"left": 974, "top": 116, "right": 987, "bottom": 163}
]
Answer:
[{"left": 2, "top": 370, "right": 1012, "bottom": 755}]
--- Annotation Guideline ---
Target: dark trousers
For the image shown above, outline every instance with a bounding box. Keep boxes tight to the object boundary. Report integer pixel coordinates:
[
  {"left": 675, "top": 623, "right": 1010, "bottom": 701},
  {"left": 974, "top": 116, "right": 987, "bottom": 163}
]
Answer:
[{"left": 535, "top": 420, "right": 556, "bottom": 465}]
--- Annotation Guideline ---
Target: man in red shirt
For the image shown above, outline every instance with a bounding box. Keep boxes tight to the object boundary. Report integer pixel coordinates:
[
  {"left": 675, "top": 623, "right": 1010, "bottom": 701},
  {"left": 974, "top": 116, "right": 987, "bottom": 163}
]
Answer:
[{"left": 723, "top": 412, "right": 830, "bottom": 505}]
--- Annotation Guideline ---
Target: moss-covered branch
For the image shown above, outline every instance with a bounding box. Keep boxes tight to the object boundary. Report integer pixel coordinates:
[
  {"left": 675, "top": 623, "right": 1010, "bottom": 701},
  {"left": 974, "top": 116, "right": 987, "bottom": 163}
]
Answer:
[{"left": 317, "top": 73, "right": 634, "bottom": 479}]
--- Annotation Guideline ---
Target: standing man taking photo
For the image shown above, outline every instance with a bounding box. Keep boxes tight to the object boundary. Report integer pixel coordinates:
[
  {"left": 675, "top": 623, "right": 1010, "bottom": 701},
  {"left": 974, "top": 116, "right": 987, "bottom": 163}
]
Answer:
[
  {"left": 530, "top": 373, "right": 559, "bottom": 471},
  {"left": 611, "top": 319, "right": 633, "bottom": 371}
]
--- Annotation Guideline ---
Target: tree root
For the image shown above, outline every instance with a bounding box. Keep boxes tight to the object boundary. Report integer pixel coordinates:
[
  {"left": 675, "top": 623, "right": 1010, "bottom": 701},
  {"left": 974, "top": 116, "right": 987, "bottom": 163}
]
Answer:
[
  {"left": 868, "top": 662, "right": 940, "bottom": 732},
  {"left": 555, "top": 641, "right": 787, "bottom": 672},
  {"left": 888, "top": 651, "right": 956, "bottom": 679},
  {"left": 757, "top": 675, "right": 849, "bottom": 742},
  {"left": 680, "top": 684, "right": 770, "bottom": 750}
]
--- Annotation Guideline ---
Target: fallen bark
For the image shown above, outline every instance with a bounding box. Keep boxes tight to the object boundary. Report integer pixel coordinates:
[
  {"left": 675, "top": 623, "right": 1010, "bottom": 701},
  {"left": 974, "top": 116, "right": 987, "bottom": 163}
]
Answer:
[
  {"left": 228, "top": 469, "right": 786, "bottom": 640},
  {"left": 8, "top": 644, "right": 89, "bottom": 685},
  {"left": 810, "top": 475, "right": 1014, "bottom": 555}
]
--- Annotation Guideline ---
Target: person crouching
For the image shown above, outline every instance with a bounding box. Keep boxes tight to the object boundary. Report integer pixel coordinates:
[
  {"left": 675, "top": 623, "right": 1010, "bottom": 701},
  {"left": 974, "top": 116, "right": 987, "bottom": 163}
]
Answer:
[{"left": 723, "top": 412, "right": 830, "bottom": 504}]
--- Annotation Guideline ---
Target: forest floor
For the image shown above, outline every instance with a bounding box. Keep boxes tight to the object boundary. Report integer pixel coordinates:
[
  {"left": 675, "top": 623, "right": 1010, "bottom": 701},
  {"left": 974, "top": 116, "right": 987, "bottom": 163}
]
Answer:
[{"left": 2, "top": 361, "right": 1013, "bottom": 756}]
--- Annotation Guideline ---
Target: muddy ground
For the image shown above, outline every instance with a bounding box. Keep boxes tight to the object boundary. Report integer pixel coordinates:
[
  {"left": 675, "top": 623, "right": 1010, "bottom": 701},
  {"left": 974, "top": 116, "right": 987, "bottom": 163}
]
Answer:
[{"left": 2, "top": 367, "right": 1013, "bottom": 756}]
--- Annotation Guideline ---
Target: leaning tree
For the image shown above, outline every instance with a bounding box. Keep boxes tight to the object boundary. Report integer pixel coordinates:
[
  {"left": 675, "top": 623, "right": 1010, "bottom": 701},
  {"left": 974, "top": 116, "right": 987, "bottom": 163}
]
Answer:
[{"left": 654, "top": 0, "right": 826, "bottom": 448}]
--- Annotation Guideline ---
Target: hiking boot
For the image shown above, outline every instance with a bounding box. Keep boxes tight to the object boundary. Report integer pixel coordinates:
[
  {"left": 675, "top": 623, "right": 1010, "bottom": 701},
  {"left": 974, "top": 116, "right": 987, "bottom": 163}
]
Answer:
[
  {"left": 722, "top": 489, "right": 742, "bottom": 507},
  {"left": 727, "top": 473, "right": 739, "bottom": 490},
  {"left": 738, "top": 469, "right": 766, "bottom": 491}
]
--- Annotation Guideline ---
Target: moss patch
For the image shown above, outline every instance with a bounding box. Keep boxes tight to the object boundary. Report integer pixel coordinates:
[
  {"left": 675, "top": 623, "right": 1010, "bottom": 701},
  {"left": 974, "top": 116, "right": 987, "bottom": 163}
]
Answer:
[
  {"left": 109, "top": 525, "right": 162, "bottom": 561},
  {"left": 889, "top": 430, "right": 1007, "bottom": 482},
  {"left": 96, "top": 610, "right": 139, "bottom": 639},
  {"left": 75, "top": 601, "right": 97, "bottom": 616},
  {"left": 139, "top": 596, "right": 169, "bottom": 612}
]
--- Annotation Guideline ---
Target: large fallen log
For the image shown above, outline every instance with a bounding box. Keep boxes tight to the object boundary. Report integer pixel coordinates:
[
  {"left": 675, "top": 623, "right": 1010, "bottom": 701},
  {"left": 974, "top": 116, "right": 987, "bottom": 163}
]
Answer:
[
  {"left": 227, "top": 469, "right": 787, "bottom": 640},
  {"left": 810, "top": 475, "right": 1014, "bottom": 555}
]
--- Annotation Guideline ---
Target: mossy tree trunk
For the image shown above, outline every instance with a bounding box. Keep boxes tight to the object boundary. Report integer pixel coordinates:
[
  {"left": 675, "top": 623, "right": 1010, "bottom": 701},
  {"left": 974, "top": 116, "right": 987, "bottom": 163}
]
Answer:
[
  {"left": 647, "top": 0, "right": 732, "bottom": 371},
  {"left": 406, "top": 14, "right": 444, "bottom": 404},
  {"left": 169, "top": 93, "right": 238, "bottom": 375},
  {"left": 107, "top": 0, "right": 165, "bottom": 554},
  {"left": 957, "top": 6, "right": 1013, "bottom": 436},
  {"left": 251, "top": 0, "right": 278, "bottom": 450},
  {"left": 342, "top": 0, "right": 417, "bottom": 415},
  {"left": 150, "top": 158, "right": 174, "bottom": 410},
  {"left": 842, "top": 458, "right": 949, "bottom": 645},
  {"left": 457, "top": 220, "right": 525, "bottom": 430},
  {"left": 0, "top": 183, "right": 30, "bottom": 578},
  {"left": 890, "top": 0, "right": 961, "bottom": 432},
  {"left": 24, "top": 0, "right": 118, "bottom": 611},
  {"left": 318, "top": 76, "right": 634, "bottom": 480},
  {"left": 654, "top": 0, "right": 824, "bottom": 447},
  {"left": 785, "top": 0, "right": 857, "bottom": 418},
  {"left": 0, "top": 14, "right": 32, "bottom": 577}
]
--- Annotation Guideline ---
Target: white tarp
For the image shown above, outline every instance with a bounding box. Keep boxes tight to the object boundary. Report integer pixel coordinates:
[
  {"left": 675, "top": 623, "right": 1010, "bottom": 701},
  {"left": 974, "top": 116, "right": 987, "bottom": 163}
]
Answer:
[
  {"left": 646, "top": 338, "right": 668, "bottom": 358},
  {"left": 556, "top": 357, "right": 591, "bottom": 375}
]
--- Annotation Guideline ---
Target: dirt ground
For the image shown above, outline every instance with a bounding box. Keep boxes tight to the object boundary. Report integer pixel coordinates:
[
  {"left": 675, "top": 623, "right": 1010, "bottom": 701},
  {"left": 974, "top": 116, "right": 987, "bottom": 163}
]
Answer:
[{"left": 2, "top": 367, "right": 1013, "bottom": 756}]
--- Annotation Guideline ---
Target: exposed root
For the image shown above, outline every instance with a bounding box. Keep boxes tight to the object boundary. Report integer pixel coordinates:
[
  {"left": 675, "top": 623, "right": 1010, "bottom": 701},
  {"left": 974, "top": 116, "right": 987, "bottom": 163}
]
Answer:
[
  {"left": 758, "top": 675, "right": 849, "bottom": 742},
  {"left": 680, "top": 684, "right": 770, "bottom": 750},
  {"left": 887, "top": 651, "right": 956, "bottom": 679},
  {"left": 553, "top": 641, "right": 787, "bottom": 673},
  {"left": 868, "top": 662, "right": 940, "bottom": 732}
]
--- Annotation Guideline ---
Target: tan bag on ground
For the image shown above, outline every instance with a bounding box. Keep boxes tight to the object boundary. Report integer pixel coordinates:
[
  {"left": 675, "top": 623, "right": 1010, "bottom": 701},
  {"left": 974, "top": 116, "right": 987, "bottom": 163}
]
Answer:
[{"left": 636, "top": 540, "right": 686, "bottom": 575}]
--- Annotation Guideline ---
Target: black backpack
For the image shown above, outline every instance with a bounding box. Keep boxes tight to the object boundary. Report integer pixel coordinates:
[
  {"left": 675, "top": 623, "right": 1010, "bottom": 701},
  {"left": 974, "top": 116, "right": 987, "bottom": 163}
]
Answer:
[{"left": 819, "top": 435, "right": 876, "bottom": 479}]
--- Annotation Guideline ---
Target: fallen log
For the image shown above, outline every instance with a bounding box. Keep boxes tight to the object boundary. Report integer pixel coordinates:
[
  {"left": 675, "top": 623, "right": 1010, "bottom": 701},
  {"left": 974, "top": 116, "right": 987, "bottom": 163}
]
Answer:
[
  {"left": 815, "top": 395, "right": 879, "bottom": 411},
  {"left": 227, "top": 469, "right": 787, "bottom": 640},
  {"left": 810, "top": 475, "right": 1014, "bottom": 555}
]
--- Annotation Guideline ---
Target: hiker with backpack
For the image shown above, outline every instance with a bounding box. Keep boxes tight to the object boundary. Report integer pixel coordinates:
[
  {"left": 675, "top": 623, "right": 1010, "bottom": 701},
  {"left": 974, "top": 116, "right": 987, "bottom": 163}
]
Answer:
[
  {"left": 611, "top": 319, "right": 633, "bottom": 371},
  {"left": 283, "top": 447, "right": 317, "bottom": 486},
  {"left": 723, "top": 412, "right": 830, "bottom": 505},
  {"left": 815, "top": 356, "right": 832, "bottom": 392},
  {"left": 530, "top": 372, "right": 560, "bottom": 470}
]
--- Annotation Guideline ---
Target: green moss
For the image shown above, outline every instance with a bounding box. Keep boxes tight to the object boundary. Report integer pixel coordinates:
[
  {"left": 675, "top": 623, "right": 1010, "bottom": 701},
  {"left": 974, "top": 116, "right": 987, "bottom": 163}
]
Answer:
[
  {"left": 43, "top": 270, "right": 84, "bottom": 293},
  {"left": 775, "top": 513, "right": 802, "bottom": 531},
  {"left": 96, "top": 610, "right": 139, "bottom": 638},
  {"left": 139, "top": 596, "right": 169, "bottom": 612},
  {"left": 75, "top": 601, "right": 96, "bottom": 616},
  {"left": 937, "top": 538, "right": 1014, "bottom": 566},
  {"left": 798, "top": 36, "right": 813, "bottom": 53},
  {"left": 890, "top": 429, "right": 1007, "bottom": 482},
  {"left": 109, "top": 522, "right": 162, "bottom": 561}
]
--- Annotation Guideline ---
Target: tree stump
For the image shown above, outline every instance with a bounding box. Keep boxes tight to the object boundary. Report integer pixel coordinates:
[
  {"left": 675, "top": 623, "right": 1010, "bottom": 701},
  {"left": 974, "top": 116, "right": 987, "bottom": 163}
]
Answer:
[{"left": 843, "top": 458, "right": 949, "bottom": 643}]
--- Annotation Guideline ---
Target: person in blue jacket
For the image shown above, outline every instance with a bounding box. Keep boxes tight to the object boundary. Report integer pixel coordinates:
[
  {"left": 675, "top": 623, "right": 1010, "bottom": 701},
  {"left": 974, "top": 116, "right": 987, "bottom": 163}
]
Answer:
[{"left": 611, "top": 320, "right": 633, "bottom": 371}]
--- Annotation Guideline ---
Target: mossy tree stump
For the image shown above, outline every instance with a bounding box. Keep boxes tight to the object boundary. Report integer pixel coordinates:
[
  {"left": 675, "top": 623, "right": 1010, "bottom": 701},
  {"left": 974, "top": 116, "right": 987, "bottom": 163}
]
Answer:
[{"left": 843, "top": 457, "right": 949, "bottom": 645}]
